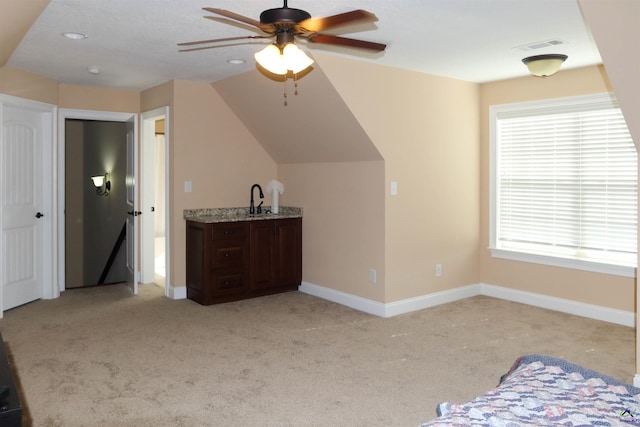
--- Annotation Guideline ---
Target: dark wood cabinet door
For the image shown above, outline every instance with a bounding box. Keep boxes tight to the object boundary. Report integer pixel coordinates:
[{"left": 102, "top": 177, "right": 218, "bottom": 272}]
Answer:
[
  {"left": 250, "top": 218, "right": 301, "bottom": 292},
  {"left": 186, "top": 221, "right": 208, "bottom": 303},
  {"left": 250, "top": 220, "right": 277, "bottom": 290},
  {"left": 274, "top": 218, "right": 302, "bottom": 288}
]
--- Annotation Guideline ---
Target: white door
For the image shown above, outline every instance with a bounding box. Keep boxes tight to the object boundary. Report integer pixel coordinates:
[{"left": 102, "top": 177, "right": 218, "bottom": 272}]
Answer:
[
  {"left": 125, "top": 116, "right": 138, "bottom": 294},
  {"left": 1, "top": 105, "right": 47, "bottom": 310}
]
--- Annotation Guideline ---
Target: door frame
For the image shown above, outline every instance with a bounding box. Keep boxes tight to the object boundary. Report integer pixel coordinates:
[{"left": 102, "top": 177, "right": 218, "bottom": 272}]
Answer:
[
  {"left": 0, "top": 94, "right": 57, "bottom": 316},
  {"left": 57, "top": 109, "right": 139, "bottom": 292},
  {"left": 140, "top": 107, "right": 171, "bottom": 296}
]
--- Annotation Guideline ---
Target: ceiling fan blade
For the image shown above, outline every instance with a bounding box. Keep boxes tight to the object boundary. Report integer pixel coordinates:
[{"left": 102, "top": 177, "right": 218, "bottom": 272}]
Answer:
[
  {"left": 178, "top": 41, "right": 268, "bottom": 52},
  {"left": 178, "top": 35, "right": 269, "bottom": 47},
  {"left": 204, "top": 16, "right": 272, "bottom": 35},
  {"left": 203, "top": 7, "right": 272, "bottom": 32},
  {"left": 178, "top": 36, "right": 271, "bottom": 52},
  {"left": 307, "top": 34, "right": 386, "bottom": 52},
  {"left": 297, "top": 10, "right": 378, "bottom": 33}
]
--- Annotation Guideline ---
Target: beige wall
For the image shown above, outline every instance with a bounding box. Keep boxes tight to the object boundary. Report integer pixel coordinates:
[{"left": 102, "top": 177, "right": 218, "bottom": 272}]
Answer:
[
  {"left": 141, "top": 80, "right": 173, "bottom": 114},
  {"left": 314, "top": 53, "right": 481, "bottom": 302},
  {"left": 58, "top": 83, "right": 139, "bottom": 113},
  {"left": 478, "top": 65, "right": 635, "bottom": 312},
  {"left": 278, "top": 161, "right": 386, "bottom": 302},
  {"left": 0, "top": 65, "right": 58, "bottom": 104},
  {"left": 169, "top": 80, "right": 277, "bottom": 288}
]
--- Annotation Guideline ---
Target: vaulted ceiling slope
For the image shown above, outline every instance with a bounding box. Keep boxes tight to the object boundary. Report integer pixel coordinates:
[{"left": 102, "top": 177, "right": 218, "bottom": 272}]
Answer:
[
  {"left": 0, "top": 0, "right": 50, "bottom": 67},
  {"left": 212, "top": 62, "right": 382, "bottom": 164}
]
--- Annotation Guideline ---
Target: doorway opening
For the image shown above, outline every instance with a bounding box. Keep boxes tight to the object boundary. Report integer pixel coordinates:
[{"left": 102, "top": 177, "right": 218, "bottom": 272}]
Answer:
[
  {"left": 57, "top": 109, "right": 139, "bottom": 295},
  {"left": 64, "top": 119, "right": 128, "bottom": 288},
  {"left": 141, "top": 107, "right": 170, "bottom": 296}
]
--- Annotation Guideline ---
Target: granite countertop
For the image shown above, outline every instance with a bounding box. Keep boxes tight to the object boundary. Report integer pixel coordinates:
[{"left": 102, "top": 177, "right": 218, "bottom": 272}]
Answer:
[{"left": 184, "top": 206, "right": 302, "bottom": 223}]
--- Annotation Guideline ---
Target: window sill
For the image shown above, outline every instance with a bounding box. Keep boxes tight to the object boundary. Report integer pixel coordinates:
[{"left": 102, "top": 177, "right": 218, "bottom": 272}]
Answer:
[{"left": 489, "top": 248, "right": 637, "bottom": 278}]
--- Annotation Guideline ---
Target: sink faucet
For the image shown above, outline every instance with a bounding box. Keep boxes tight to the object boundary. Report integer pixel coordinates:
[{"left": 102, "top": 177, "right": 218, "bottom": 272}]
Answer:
[{"left": 249, "top": 184, "right": 264, "bottom": 215}]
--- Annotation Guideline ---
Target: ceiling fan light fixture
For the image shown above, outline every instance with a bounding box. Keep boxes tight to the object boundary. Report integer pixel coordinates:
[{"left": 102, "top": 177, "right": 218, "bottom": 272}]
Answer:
[
  {"left": 282, "top": 43, "right": 314, "bottom": 74},
  {"left": 522, "top": 54, "right": 568, "bottom": 77},
  {"left": 255, "top": 43, "right": 313, "bottom": 75},
  {"left": 255, "top": 44, "right": 288, "bottom": 75}
]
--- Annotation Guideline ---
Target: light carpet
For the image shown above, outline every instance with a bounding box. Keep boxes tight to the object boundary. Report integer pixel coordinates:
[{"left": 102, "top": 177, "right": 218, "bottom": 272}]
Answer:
[{"left": 0, "top": 284, "right": 634, "bottom": 426}]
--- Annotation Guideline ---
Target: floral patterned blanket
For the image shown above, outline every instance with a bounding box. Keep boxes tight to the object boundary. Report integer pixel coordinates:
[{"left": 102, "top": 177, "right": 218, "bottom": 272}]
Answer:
[{"left": 421, "top": 354, "right": 640, "bottom": 427}]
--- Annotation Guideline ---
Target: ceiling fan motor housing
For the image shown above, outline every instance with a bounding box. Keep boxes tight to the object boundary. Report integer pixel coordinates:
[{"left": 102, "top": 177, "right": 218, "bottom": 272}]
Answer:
[{"left": 260, "top": 7, "right": 311, "bottom": 24}]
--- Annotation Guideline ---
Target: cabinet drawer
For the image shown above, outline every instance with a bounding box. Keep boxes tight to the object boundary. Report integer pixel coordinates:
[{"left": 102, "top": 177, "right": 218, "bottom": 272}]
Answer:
[
  {"left": 212, "top": 268, "right": 248, "bottom": 296},
  {"left": 212, "top": 241, "right": 247, "bottom": 268},
  {"left": 212, "top": 223, "right": 248, "bottom": 241}
]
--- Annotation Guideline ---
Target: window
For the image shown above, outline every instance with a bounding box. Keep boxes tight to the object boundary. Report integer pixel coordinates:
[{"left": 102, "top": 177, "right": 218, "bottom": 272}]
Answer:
[{"left": 490, "top": 93, "right": 637, "bottom": 276}]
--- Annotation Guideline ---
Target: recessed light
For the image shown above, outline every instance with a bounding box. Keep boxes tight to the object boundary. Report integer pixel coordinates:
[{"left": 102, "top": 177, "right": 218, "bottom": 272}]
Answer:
[
  {"left": 227, "top": 59, "right": 246, "bottom": 65},
  {"left": 62, "top": 32, "right": 87, "bottom": 40},
  {"left": 87, "top": 66, "right": 100, "bottom": 75}
]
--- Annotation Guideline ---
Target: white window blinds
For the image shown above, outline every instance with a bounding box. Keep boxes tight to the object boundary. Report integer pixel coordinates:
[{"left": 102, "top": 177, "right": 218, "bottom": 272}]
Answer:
[{"left": 493, "top": 93, "right": 637, "bottom": 267}]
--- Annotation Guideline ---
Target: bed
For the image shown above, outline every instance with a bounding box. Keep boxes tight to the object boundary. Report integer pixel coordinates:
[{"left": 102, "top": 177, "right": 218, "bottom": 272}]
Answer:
[{"left": 421, "top": 354, "right": 640, "bottom": 426}]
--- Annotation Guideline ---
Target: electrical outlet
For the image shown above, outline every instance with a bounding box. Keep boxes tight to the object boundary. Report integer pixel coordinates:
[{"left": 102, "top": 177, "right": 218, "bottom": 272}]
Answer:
[
  {"left": 435, "top": 264, "right": 442, "bottom": 277},
  {"left": 369, "top": 269, "right": 377, "bottom": 284}
]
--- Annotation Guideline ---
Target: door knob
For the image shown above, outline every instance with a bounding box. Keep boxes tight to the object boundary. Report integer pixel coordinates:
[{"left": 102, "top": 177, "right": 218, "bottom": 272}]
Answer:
[{"left": 35, "top": 212, "right": 44, "bottom": 218}]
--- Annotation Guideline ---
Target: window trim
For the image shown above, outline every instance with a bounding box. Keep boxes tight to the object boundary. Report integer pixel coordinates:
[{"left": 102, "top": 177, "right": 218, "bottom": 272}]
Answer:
[{"left": 489, "top": 93, "right": 637, "bottom": 278}]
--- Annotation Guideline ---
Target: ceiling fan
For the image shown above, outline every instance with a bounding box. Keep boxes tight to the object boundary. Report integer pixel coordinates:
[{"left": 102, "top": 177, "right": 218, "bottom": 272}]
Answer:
[{"left": 178, "top": 1, "right": 386, "bottom": 75}]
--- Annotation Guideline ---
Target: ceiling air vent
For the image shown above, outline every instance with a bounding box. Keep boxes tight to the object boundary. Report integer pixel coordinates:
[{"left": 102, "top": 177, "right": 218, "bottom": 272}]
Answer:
[{"left": 514, "top": 39, "right": 565, "bottom": 51}]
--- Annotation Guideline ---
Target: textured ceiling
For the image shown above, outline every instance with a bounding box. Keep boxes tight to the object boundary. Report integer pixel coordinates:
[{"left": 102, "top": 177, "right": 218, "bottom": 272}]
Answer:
[{"left": 7, "top": 0, "right": 602, "bottom": 90}]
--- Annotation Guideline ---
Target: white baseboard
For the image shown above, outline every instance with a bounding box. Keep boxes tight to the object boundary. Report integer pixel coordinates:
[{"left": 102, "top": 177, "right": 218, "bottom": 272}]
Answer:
[
  {"left": 479, "top": 283, "right": 636, "bottom": 328},
  {"left": 383, "top": 284, "right": 480, "bottom": 317},
  {"left": 168, "top": 286, "right": 186, "bottom": 300},
  {"left": 299, "top": 282, "right": 388, "bottom": 317},
  {"left": 299, "top": 281, "right": 636, "bottom": 327}
]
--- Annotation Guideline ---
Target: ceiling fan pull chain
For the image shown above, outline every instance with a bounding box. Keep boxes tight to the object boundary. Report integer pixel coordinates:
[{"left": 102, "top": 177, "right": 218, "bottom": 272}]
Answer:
[
  {"left": 283, "top": 76, "right": 288, "bottom": 107},
  {"left": 294, "top": 74, "right": 299, "bottom": 96}
]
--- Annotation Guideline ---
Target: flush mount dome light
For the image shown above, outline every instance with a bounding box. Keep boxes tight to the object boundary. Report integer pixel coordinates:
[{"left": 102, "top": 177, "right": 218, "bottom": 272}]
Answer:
[{"left": 522, "top": 54, "right": 568, "bottom": 77}]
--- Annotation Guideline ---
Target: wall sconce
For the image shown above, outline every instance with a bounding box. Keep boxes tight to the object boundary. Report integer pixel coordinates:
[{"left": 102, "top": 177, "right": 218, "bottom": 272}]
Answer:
[
  {"left": 522, "top": 54, "right": 568, "bottom": 77},
  {"left": 91, "top": 174, "right": 110, "bottom": 196}
]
